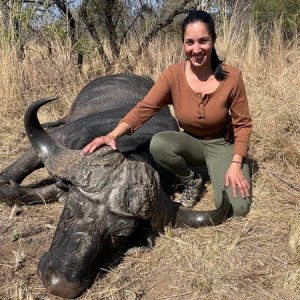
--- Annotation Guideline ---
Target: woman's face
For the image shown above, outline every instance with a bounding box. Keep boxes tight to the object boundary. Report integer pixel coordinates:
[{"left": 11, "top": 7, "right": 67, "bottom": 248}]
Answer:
[{"left": 183, "top": 21, "right": 214, "bottom": 70}]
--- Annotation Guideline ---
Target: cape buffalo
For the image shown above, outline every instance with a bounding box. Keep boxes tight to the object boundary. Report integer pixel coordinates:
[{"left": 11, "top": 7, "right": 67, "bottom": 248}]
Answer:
[
  {"left": 0, "top": 74, "right": 230, "bottom": 298},
  {"left": 0, "top": 74, "right": 177, "bottom": 202}
]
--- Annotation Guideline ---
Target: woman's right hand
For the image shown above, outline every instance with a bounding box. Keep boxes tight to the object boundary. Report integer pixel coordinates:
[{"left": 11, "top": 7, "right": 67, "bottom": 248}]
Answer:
[
  {"left": 81, "top": 134, "right": 117, "bottom": 155},
  {"left": 80, "top": 122, "right": 131, "bottom": 155}
]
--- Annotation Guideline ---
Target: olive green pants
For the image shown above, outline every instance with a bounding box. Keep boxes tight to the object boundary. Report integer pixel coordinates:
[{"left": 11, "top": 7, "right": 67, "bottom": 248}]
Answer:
[{"left": 149, "top": 131, "right": 251, "bottom": 216}]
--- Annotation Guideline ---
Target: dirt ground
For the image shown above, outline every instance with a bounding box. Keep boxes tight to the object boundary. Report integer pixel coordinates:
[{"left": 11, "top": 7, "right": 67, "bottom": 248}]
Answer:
[{"left": 1, "top": 151, "right": 300, "bottom": 300}]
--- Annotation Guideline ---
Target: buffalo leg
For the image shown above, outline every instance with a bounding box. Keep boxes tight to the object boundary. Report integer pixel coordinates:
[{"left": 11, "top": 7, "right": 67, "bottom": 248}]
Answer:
[
  {"left": 0, "top": 180, "right": 66, "bottom": 206},
  {"left": 0, "top": 118, "right": 67, "bottom": 184},
  {"left": 0, "top": 149, "right": 43, "bottom": 184}
]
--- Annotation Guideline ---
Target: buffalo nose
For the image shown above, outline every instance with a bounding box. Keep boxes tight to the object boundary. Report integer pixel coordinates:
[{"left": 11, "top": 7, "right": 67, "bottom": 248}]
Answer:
[{"left": 46, "top": 274, "right": 84, "bottom": 299}]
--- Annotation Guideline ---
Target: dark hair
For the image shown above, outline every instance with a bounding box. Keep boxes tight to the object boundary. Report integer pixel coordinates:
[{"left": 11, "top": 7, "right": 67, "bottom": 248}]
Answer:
[{"left": 182, "top": 10, "right": 228, "bottom": 81}]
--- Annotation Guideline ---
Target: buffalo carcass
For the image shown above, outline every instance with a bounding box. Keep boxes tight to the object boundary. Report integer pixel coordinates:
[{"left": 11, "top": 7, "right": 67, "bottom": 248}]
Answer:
[
  {"left": 1, "top": 74, "right": 230, "bottom": 299},
  {"left": 0, "top": 74, "right": 177, "bottom": 204}
]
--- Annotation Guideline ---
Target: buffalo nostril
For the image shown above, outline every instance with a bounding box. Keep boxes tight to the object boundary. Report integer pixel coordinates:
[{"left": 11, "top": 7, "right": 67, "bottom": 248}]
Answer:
[{"left": 45, "top": 274, "right": 84, "bottom": 299}]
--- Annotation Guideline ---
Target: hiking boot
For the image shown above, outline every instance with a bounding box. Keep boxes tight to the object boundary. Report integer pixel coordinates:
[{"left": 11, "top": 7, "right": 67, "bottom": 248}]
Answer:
[{"left": 179, "top": 176, "right": 202, "bottom": 208}]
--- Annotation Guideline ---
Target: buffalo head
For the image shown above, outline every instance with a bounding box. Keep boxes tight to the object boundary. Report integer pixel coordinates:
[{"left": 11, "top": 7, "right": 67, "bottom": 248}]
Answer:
[{"left": 25, "top": 97, "right": 230, "bottom": 298}]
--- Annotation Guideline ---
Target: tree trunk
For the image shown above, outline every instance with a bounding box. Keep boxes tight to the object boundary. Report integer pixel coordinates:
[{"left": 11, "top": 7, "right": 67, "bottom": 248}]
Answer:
[
  {"left": 13, "top": 17, "right": 25, "bottom": 61},
  {"left": 80, "top": 0, "right": 111, "bottom": 68},
  {"left": 53, "top": 0, "right": 76, "bottom": 43},
  {"left": 104, "top": 0, "right": 120, "bottom": 57},
  {"left": 53, "top": 0, "right": 83, "bottom": 68}
]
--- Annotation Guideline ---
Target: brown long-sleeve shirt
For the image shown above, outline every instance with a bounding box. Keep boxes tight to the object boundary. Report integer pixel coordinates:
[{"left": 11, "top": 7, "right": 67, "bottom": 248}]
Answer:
[{"left": 121, "top": 61, "right": 252, "bottom": 157}]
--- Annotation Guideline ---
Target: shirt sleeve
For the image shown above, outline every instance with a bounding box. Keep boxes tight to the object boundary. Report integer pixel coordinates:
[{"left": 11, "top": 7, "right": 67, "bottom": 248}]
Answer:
[
  {"left": 230, "top": 72, "right": 253, "bottom": 157},
  {"left": 120, "top": 68, "right": 172, "bottom": 133}
]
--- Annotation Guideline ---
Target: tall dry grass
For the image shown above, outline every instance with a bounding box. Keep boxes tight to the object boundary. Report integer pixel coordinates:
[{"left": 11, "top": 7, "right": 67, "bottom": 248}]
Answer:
[{"left": 0, "top": 11, "right": 300, "bottom": 299}]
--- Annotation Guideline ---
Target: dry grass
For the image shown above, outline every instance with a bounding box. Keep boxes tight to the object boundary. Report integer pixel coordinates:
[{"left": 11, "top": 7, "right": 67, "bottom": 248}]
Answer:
[{"left": 0, "top": 11, "right": 300, "bottom": 300}]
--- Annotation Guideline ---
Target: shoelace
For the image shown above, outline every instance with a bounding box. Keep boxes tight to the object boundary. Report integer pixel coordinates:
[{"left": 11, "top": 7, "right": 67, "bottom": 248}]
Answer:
[{"left": 181, "top": 183, "right": 197, "bottom": 202}]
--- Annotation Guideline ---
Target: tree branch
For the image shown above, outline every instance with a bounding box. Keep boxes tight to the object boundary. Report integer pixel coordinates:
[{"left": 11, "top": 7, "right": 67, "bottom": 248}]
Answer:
[
  {"left": 51, "top": 0, "right": 76, "bottom": 42},
  {"left": 137, "top": 0, "right": 192, "bottom": 55},
  {"left": 120, "top": 7, "right": 144, "bottom": 46}
]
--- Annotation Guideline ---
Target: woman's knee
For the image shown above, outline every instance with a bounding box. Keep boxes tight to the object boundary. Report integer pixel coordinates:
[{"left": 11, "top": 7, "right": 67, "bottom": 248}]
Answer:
[
  {"left": 230, "top": 196, "right": 252, "bottom": 217},
  {"left": 150, "top": 132, "right": 165, "bottom": 155},
  {"left": 215, "top": 187, "right": 251, "bottom": 217},
  {"left": 149, "top": 131, "right": 177, "bottom": 158}
]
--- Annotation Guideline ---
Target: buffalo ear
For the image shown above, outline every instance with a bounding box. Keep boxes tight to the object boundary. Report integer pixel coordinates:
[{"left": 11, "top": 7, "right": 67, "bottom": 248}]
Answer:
[
  {"left": 107, "top": 212, "right": 137, "bottom": 235},
  {"left": 55, "top": 179, "right": 73, "bottom": 191},
  {"left": 110, "top": 235, "right": 127, "bottom": 248}
]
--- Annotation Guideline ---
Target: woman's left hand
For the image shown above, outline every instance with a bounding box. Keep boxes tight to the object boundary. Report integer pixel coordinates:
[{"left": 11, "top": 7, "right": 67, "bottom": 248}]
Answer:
[{"left": 225, "top": 162, "right": 250, "bottom": 198}]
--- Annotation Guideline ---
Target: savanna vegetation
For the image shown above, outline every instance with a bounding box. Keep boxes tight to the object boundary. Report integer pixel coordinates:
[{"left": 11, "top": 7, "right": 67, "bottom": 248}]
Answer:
[{"left": 0, "top": 0, "right": 299, "bottom": 299}]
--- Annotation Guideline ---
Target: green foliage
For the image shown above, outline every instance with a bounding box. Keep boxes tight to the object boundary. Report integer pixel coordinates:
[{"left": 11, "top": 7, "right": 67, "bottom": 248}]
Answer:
[
  {"left": 0, "top": 0, "right": 35, "bottom": 43},
  {"left": 251, "top": 0, "right": 300, "bottom": 38},
  {"left": 85, "top": 0, "right": 126, "bottom": 38},
  {"left": 44, "top": 22, "right": 69, "bottom": 42},
  {"left": 74, "top": 35, "right": 94, "bottom": 55}
]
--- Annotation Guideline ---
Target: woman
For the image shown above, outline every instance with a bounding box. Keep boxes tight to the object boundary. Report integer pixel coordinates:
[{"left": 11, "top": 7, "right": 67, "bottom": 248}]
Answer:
[{"left": 81, "top": 10, "right": 252, "bottom": 217}]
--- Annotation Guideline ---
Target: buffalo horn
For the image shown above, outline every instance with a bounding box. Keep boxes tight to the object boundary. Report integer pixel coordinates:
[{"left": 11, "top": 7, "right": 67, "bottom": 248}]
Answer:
[
  {"left": 173, "top": 189, "right": 230, "bottom": 227},
  {"left": 24, "top": 97, "right": 63, "bottom": 159}
]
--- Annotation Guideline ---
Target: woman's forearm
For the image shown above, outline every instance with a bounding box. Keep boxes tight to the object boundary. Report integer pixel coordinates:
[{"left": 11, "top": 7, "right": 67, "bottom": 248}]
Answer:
[{"left": 107, "top": 121, "right": 131, "bottom": 140}]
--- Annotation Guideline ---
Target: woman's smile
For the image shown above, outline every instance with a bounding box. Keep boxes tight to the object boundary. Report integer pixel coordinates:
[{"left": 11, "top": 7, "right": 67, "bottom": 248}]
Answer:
[{"left": 183, "top": 21, "right": 214, "bottom": 69}]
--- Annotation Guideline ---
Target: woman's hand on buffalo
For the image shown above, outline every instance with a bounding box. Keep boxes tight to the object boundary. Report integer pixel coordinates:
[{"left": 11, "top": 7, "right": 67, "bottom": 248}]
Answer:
[
  {"left": 81, "top": 134, "right": 117, "bottom": 155},
  {"left": 80, "top": 121, "right": 131, "bottom": 155}
]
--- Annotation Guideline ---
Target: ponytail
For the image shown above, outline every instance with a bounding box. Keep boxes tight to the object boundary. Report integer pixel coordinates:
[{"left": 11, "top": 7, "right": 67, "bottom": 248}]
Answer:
[{"left": 211, "top": 48, "right": 228, "bottom": 81}]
